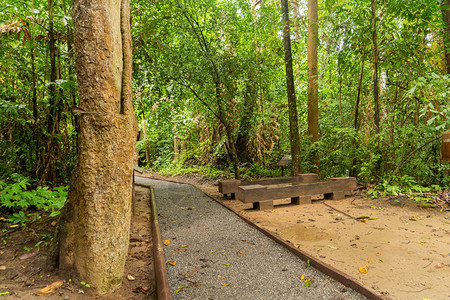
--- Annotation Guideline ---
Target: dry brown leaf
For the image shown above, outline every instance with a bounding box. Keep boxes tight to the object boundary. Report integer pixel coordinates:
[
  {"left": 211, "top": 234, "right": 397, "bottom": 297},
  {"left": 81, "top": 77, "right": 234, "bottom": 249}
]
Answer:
[
  {"left": 19, "top": 252, "right": 38, "bottom": 260},
  {"left": 127, "top": 274, "right": 135, "bottom": 281},
  {"left": 168, "top": 261, "right": 176, "bottom": 266},
  {"left": 36, "top": 280, "right": 64, "bottom": 295}
]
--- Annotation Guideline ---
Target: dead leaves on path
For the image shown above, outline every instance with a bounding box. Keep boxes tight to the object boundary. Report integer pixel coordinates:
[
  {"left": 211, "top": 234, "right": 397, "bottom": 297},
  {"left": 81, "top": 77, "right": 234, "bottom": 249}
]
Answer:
[
  {"left": 36, "top": 280, "right": 63, "bottom": 296},
  {"left": 358, "top": 258, "right": 373, "bottom": 274}
]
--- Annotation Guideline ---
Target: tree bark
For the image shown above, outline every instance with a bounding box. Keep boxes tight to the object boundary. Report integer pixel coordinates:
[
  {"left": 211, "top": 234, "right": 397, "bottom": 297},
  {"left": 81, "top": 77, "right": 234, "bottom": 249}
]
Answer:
[
  {"left": 354, "top": 58, "right": 364, "bottom": 130},
  {"left": 307, "top": 0, "right": 319, "bottom": 171},
  {"left": 371, "top": 0, "right": 380, "bottom": 133},
  {"left": 55, "top": 0, "right": 138, "bottom": 293},
  {"left": 281, "top": 0, "right": 301, "bottom": 175},
  {"left": 442, "top": 0, "right": 450, "bottom": 74}
]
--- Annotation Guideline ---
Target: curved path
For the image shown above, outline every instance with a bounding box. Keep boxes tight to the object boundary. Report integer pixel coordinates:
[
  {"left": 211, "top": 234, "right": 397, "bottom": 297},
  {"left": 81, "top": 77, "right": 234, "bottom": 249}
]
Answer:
[{"left": 136, "top": 177, "right": 368, "bottom": 300}]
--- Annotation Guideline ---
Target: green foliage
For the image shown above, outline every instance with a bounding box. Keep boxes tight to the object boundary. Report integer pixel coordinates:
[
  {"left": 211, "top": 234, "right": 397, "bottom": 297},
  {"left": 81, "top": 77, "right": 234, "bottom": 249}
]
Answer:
[{"left": 0, "top": 175, "right": 68, "bottom": 225}]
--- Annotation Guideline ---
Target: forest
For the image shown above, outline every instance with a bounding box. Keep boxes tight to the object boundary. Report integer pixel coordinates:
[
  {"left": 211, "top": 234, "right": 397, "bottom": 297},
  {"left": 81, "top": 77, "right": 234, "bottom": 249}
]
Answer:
[
  {"left": 0, "top": 0, "right": 449, "bottom": 218},
  {"left": 0, "top": 0, "right": 449, "bottom": 296}
]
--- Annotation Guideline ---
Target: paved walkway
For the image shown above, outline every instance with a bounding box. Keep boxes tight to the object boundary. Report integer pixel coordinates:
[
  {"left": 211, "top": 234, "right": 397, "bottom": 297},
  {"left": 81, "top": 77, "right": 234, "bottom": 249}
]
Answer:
[{"left": 135, "top": 177, "right": 367, "bottom": 300}]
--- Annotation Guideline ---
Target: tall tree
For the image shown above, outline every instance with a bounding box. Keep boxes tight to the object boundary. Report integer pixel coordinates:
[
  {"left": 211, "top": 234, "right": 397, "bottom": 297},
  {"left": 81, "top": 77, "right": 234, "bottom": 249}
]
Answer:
[
  {"left": 307, "top": 0, "right": 319, "bottom": 171},
  {"left": 281, "top": 0, "right": 301, "bottom": 175},
  {"left": 442, "top": 0, "right": 450, "bottom": 74},
  {"left": 371, "top": 0, "right": 380, "bottom": 133},
  {"left": 54, "top": 0, "right": 138, "bottom": 292}
]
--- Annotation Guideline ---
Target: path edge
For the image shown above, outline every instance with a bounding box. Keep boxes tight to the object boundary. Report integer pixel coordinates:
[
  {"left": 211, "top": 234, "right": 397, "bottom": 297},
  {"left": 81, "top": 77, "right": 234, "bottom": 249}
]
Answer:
[{"left": 135, "top": 181, "right": 172, "bottom": 300}]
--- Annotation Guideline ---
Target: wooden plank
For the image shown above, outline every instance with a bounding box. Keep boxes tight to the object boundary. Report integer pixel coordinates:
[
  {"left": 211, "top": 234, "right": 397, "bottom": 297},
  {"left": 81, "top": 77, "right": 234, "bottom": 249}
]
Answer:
[
  {"left": 218, "top": 179, "right": 241, "bottom": 194},
  {"left": 237, "top": 177, "right": 356, "bottom": 203},
  {"left": 218, "top": 173, "right": 318, "bottom": 195},
  {"left": 237, "top": 185, "right": 267, "bottom": 203}
]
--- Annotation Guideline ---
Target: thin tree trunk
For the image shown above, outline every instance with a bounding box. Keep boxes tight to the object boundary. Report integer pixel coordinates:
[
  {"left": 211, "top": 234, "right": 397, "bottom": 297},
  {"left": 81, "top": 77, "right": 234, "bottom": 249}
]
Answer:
[
  {"left": 307, "top": 0, "right": 319, "bottom": 172},
  {"left": 281, "top": 0, "right": 301, "bottom": 175},
  {"left": 371, "top": 0, "right": 380, "bottom": 133},
  {"left": 292, "top": 0, "right": 300, "bottom": 40},
  {"left": 47, "top": 0, "right": 57, "bottom": 134},
  {"left": 442, "top": 0, "right": 450, "bottom": 74},
  {"left": 354, "top": 58, "right": 364, "bottom": 130},
  {"left": 55, "top": 0, "right": 138, "bottom": 292}
]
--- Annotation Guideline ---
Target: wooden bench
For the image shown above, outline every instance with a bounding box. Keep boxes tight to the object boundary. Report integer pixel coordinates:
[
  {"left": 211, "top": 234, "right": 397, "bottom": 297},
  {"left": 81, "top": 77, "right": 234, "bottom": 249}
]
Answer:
[
  {"left": 218, "top": 173, "right": 319, "bottom": 199},
  {"left": 236, "top": 177, "right": 357, "bottom": 210}
]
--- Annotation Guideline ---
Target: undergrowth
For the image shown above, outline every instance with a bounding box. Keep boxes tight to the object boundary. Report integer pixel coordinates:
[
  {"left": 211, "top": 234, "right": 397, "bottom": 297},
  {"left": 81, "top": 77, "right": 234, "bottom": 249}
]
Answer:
[{"left": 0, "top": 174, "right": 68, "bottom": 226}]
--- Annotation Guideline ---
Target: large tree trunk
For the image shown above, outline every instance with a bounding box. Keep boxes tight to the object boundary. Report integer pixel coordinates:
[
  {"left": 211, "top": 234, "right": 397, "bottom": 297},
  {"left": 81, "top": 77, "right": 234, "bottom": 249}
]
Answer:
[
  {"left": 55, "top": 0, "right": 138, "bottom": 293},
  {"left": 442, "top": 0, "right": 450, "bottom": 74},
  {"left": 281, "top": 0, "right": 301, "bottom": 175},
  {"left": 307, "top": 0, "right": 319, "bottom": 172},
  {"left": 371, "top": 0, "right": 380, "bottom": 133}
]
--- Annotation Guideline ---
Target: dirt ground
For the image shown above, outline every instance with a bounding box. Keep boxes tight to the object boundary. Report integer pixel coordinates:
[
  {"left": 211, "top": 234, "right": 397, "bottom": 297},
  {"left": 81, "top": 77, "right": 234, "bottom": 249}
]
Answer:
[
  {"left": 144, "top": 173, "right": 450, "bottom": 300},
  {"left": 0, "top": 186, "right": 156, "bottom": 299}
]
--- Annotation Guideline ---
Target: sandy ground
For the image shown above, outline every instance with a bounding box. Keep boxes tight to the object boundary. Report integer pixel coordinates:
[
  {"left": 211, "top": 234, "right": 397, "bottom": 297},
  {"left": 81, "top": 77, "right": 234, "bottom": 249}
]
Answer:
[{"left": 145, "top": 173, "right": 450, "bottom": 300}]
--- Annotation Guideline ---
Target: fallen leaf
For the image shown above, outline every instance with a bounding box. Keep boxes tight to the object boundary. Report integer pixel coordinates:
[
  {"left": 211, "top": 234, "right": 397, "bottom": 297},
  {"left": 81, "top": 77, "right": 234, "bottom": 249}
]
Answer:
[
  {"left": 181, "top": 245, "right": 188, "bottom": 248},
  {"left": 375, "top": 253, "right": 381, "bottom": 256},
  {"left": 435, "top": 263, "right": 445, "bottom": 269},
  {"left": 36, "top": 280, "right": 64, "bottom": 295},
  {"left": 223, "top": 263, "right": 230, "bottom": 266},
  {"left": 0, "top": 266, "right": 6, "bottom": 270},
  {"left": 304, "top": 278, "right": 312, "bottom": 287},
  {"left": 218, "top": 275, "right": 223, "bottom": 278},
  {"left": 163, "top": 240, "right": 170, "bottom": 246},
  {"left": 301, "top": 274, "right": 305, "bottom": 280},
  {"left": 132, "top": 286, "right": 149, "bottom": 294},
  {"left": 51, "top": 221, "right": 57, "bottom": 226},
  {"left": 221, "top": 283, "right": 229, "bottom": 286},
  {"left": 327, "top": 245, "right": 337, "bottom": 249},
  {"left": 0, "top": 292, "right": 9, "bottom": 296},
  {"left": 127, "top": 274, "right": 135, "bottom": 281},
  {"left": 19, "top": 252, "right": 38, "bottom": 260},
  {"left": 210, "top": 251, "right": 214, "bottom": 254},
  {"left": 271, "top": 210, "right": 276, "bottom": 213},
  {"left": 168, "top": 261, "right": 176, "bottom": 266},
  {"left": 241, "top": 239, "right": 247, "bottom": 242},
  {"left": 175, "top": 286, "right": 184, "bottom": 294},
  {"left": 359, "top": 265, "right": 368, "bottom": 273},
  {"left": 239, "top": 251, "right": 245, "bottom": 255},
  {"left": 9, "top": 225, "right": 19, "bottom": 228},
  {"left": 371, "top": 206, "right": 378, "bottom": 209}
]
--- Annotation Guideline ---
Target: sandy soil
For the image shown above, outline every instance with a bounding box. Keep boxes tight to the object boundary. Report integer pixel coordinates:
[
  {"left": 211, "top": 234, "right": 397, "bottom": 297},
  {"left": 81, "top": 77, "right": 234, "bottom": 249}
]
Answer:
[
  {"left": 0, "top": 186, "right": 156, "bottom": 299},
  {"left": 144, "top": 173, "right": 450, "bottom": 300}
]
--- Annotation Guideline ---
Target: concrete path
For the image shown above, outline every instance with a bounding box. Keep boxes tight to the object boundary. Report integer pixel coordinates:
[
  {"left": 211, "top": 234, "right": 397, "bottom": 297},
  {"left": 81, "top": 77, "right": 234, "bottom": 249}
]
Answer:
[{"left": 135, "top": 177, "right": 367, "bottom": 300}]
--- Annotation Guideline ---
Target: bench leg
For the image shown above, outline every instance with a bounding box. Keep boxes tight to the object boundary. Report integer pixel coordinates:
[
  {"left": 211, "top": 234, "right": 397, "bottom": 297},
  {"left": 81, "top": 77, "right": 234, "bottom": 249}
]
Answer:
[
  {"left": 324, "top": 191, "right": 346, "bottom": 200},
  {"left": 253, "top": 201, "right": 274, "bottom": 210},
  {"left": 291, "top": 195, "right": 311, "bottom": 205}
]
